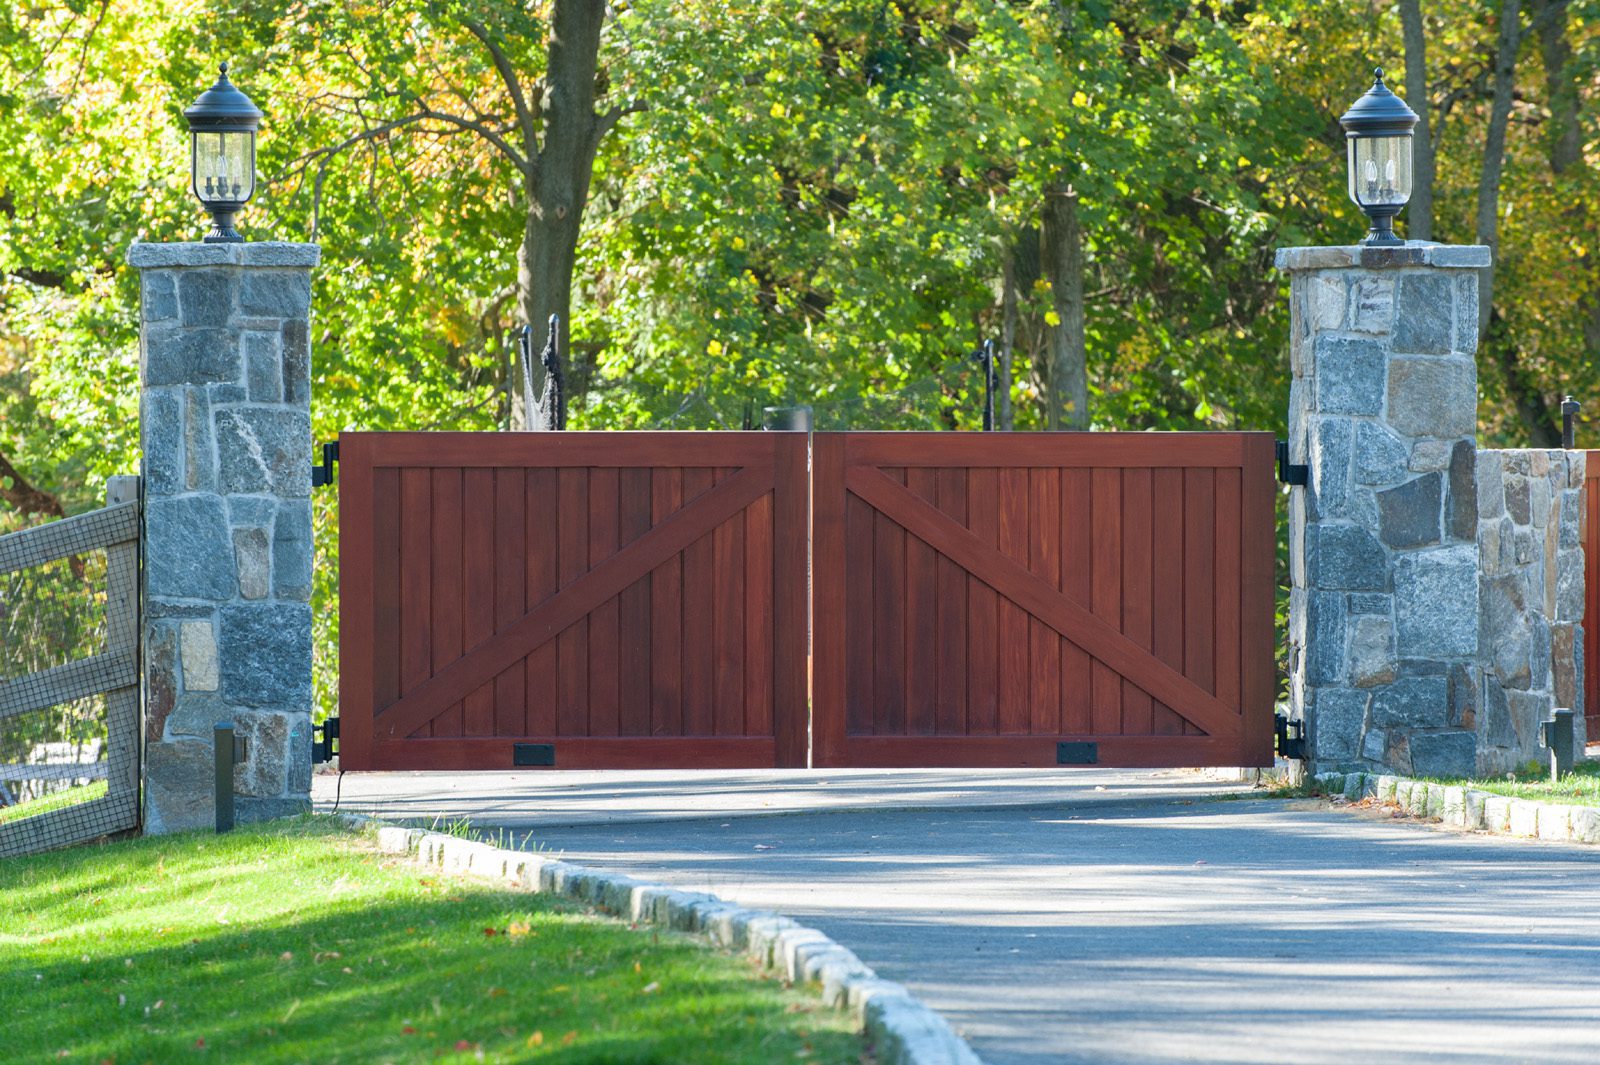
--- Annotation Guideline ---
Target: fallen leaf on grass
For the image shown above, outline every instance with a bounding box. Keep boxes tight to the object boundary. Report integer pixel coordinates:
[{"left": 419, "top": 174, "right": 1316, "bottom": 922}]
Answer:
[
  {"left": 483, "top": 927, "right": 500, "bottom": 937},
  {"left": 526, "top": 1032, "right": 544, "bottom": 1047},
  {"left": 507, "top": 921, "right": 532, "bottom": 938},
  {"left": 401, "top": 1025, "right": 416, "bottom": 1036},
  {"left": 561, "top": 1031, "right": 578, "bottom": 1045},
  {"left": 641, "top": 982, "right": 660, "bottom": 995}
]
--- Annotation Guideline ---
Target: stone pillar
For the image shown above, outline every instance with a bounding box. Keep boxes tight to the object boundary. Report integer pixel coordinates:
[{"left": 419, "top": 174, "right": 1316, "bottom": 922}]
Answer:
[
  {"left": 1278, "top": 242, "right": 1491, "bottom": 778},
  {"left": 129, "top": 242, "right": 320, "bottom": 833}
]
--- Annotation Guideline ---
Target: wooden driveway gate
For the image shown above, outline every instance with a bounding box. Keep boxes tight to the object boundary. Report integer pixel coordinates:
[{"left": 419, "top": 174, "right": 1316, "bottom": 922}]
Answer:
[
  {"left": 339, "top": 431, "right": 1276, "bottom": 770},
  {"left": 338, "top": 433, "right": 809, "bottom": 770}
]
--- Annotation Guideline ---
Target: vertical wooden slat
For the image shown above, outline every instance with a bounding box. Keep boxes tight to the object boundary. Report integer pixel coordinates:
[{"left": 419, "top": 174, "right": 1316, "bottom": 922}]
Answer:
[
  {"left": 372, "top": 466, "right": 402, "bottom": 716},
  {"left": 1151, "top": 468, "right": 1187, "bottom": 735},
  {"left": 525, "top": 467, "right": 559, "bottom": 737},
  {"left": 845, "top": 492, "right": 876, "bottom": 736},
  {"left": 1239, "top": 436, "right": 1279, "bottom": 763},
  {"left": 744, "top": 490, "right": 775, "bottom": 740},
  {"left": 1120, "top": 467, "right": 1154, "bottom": 736},
  {"left": 1213, "top": 465, "right": 1244, "bottom": 717},
  {"left": 810, "top": 433, "right": 849, "bottom": 765},
  {"left": 934, "top": 467, "right": 968, "bottom": 735},
  {"left": 1090, "top": 468, "right": 1123, "bottom": 735},
  {"left": 1587, "top": 459, "right": 1599, "bottom": 736},
  {"left": 681, "top": 467, "right": 716, "bottom": 735},
  {"left": 905, "top": 467, "right": 938, "bottom": 735},
  {"left": 966, "top": 468, "right": 1000, "bottom": 735},
  {"left": 873, "top": 495, "right": 907, "bottom": 736},
  {"left": 398, "top": 468, "right": 433, "bottom": 737},
  {"left": 555, "top": 467, "right": 589, "bottom": 737},
  {"left": 340, "top": 439, "right": 381, "bottom": 769},
  {"left": 428, "top": 468, "right": 464, "bottom": 738},
  {"left": 997, "top": 468, "right": 1030, "bottom": 734},
  {"left": 712, "top": 490, "right": 746, "bottom": 737},
  {"left": 588, "top": 467, "right": 621, "bottom": 737},
  {"left": 492, "top": 468, "right": 526, "bottom": 737},
  {"left": 1059, "top": 468, "right": 1093, "bottom": 733},
  {"left": 618, "top": 468, "right": 653, "bottom": 737},
  {"left": 771, "top": 433, "right": 810, "bottom": 766},
  {"left": 461, "top": 468, "right": 496, "bottom": 736},
  {"left": 1029, "top": 468, "right": 1061, "bottom": 735},
  {"left": 650, "top": 468, "right": 684, "bottom": 736},
  {"left": 1184, "top": 468, "right": 1218, "bottom": 721}
]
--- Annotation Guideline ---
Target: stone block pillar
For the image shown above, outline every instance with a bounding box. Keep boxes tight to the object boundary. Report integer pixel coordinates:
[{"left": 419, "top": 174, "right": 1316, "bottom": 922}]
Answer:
[
  {"left": 1278, "top": 242, "right": 1491, "bottom": 778},
  {"left": 129, "top": 241, "right": 320, "bottom": 833}
]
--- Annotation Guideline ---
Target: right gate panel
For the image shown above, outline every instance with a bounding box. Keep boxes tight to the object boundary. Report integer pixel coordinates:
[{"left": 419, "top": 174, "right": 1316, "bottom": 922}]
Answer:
[{"left": 811, "top": 433, "right": 1277, "bottom": 768}]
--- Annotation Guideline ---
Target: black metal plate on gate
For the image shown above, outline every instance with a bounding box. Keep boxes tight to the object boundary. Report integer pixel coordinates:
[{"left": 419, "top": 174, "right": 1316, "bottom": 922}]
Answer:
[
  {"left": 1057, "top": 742, "right": 1098, "bottom": 765},
  {"left": 513, "top": 743, "right": 556, "bottom": 767}
]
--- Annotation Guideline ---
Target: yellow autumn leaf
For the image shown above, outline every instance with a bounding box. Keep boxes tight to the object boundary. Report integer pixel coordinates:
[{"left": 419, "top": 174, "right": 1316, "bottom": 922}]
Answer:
[
  {"left": 770, "top": 102, "right": 787, "bottom": 118},
  {"left": 1044, "top": 310, "right": 1062, "bottom": 327},
  {"left": 707, "top": 339, "right": 724, "bottom": 357},
  {"left": 1071, "top": 91, "right": 1089, "bottom": 107}
]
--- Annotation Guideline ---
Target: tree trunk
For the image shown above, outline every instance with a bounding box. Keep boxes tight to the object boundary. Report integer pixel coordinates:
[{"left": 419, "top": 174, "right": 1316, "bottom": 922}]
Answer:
[
  {"left": 1399, "top": 0, "right": 1434, "bottom": 241},
  {"left": 1041, "top": 183, "right": 1087, "bottom": 430},
  {"left": 512, "top": 0, "right": 608, "bottom": 429},
  {"left": 1475, "top": 0, "right": 1521, "bottom": 341}
]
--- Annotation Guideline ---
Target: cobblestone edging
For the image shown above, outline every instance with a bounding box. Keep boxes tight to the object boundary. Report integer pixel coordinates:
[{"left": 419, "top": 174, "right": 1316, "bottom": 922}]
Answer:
[
  {"left": 1311, "top": 771, "right": 1600, "bottom": 844},
  {"left": 338, "top": 815, "right": 984, "bottom": 1065}
]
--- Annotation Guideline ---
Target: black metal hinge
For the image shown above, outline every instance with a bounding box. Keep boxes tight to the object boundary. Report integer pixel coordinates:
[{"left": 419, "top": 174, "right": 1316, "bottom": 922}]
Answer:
[
  {"left": 312, "top": 441, "right": 340, "bottom": 489},
  {"left": 1275, "top": 713, "right": 1306, "bottom": 760},
  {"left": 1276, "top": 440, "right": 1308, "bottom": 487},
  {"left": 312, "top": 716, "right": 340, "bottom": 764}
]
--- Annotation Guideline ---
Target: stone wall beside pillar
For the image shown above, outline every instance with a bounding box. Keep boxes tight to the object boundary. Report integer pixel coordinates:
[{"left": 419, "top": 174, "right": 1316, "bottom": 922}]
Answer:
[
  {"left": 129, "top": 241, "right": 320, "bottom": 834},
  {"left": 1279, "top": 242, "right": 1491, "bottom": 779}
]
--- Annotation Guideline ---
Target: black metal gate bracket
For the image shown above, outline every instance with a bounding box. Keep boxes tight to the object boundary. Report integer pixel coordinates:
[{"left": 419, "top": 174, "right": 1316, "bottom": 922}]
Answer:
[
  {"left": 1276, "top": 440, "right": 1308, "bottom": 486},
  {"left": 1275, "top": 713, "right": 1306, "bottom": 760},
  {"left": 312, "top": 441, "right": 340, "bottom": 489},
  {"left": 311, "top": 716, "right": 340, "bottom": 764}
]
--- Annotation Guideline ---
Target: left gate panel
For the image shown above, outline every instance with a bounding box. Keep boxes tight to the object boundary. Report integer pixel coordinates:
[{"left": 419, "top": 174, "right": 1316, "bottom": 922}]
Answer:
[{"left": 338, "top": 432, "right": 808, "bottom": 771}]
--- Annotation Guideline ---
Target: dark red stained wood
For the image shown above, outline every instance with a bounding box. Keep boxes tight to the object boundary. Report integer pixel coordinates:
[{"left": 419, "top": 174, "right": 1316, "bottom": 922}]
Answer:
[
  {"left": 361, "top": 432, "right": 778, "bottom": 469},
  {"left": 905, "top": 467, "right": 938, "bottom": 735},
  {"left": 1151, "top": 468, "right": 1187, "bottom": 735},
  {"left": 966, "top": 468, "right": 1000, "bottom": 736},
  {"left": 587, "top": 467, "right": 621, "bottom": 738},
  {"left": 933, "top": 468, "right": 968, "bottom": 735},
  {"left": 1184, "top": 467, "right": 1217, "bottom": 726},
  {"left": 680, "top": 467, "right": 716, "bottom": 736},
  {"left": 820, "top": 735, "right": 1251, "bottom": 769},
  {"left": 873, "top": 503, "right": 906, "bottom": 736},
  {"left": 525, "top": 468, "right": 559, "bottom": 738},
  {"left": 398, "top": 468, "right": 432, "bottom": 738},
  {"left": 770, "top": 433, "right": 810, "bottom": 767},
  {"left": 997, "top": 468, "right": 1030, "bottom": 734},
  {"left": 1213, "top": 466, "right": 1244, "bottom": 719},
  {"left": 556, "top": 467, "right": 589, "bottom": 738},
  {"left": 1120, "top": 467, "right": 1154, "bottom": 736},
  {"left": 366, "top": 737, "right": 777, "bottom": 771},
  {"left": 650, "top": 467, "right": 684, "bottom": 737},
  {"left": 810, "top": 433, "right": 849, "bottom": 766},
  {"left": 618, "top": 468, "right": 653, "bottom": 737},
  {"left": 1029, "top": 469, "right": 1061, "bottom": 735},
  {"left": 492, "top": 468, "right": 526, "bottom": 737},
  {"left": 461, "top": 469, "right": 496, "bottom": 736},
  {"left": 372, "top": 466, "right": 401, "bottom": 714},
  {"left": 847, "top": 432, "right": 1248, "bottom": 468},
  {"left": 1059, "top": 468, "right": 1093, "bottom": 734},
  {"left": 844, "top": 492, "right": 876, "bottom": 736},
  {"left": 429, "top": 469, "right": 464, "bottom": 738},
  {"left": 744, "top": 490, "right": 775, "bottom": 740},
  {"left": 337, "top": 437, "right": 377, "bottom": 769},
  {"left": 1238, "top": 435, "right": 1278, "bottom": 765},
  {"left": 712, "top": 495, "right": 746, "bottom": 737},
  {"left": 1090, "top": 468, "right": 1122, "bottom": 736}
]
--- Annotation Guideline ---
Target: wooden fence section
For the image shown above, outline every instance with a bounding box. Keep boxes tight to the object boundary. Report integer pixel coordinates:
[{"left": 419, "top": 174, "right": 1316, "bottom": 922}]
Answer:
[
  {"left": 811, "top": 433, "right": 1277, "bottom": 768},
  {"left": 0, "top": 478, "right": 140, "bottom": 857},
  {"left": 338, "top": 432, "right": 809, "bottom": 771},
  {"left": 1586, "top": 455, "right": 1598, "bottom": 743}
]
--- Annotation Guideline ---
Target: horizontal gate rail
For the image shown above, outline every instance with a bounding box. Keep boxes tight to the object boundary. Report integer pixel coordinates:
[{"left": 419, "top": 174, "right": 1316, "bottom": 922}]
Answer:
[
  {"left": 0, "top": 500, "right": 138, "bottom": 575},
  {"left": 0, "top": 652, "right": 136, "bottom": 723}
]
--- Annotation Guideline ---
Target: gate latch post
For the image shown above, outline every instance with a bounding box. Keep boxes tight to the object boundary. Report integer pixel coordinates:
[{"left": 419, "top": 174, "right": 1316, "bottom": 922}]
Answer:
[
  {"left": 312, "top": 441, "right": 340, "bottom": 489},
  {"left": 1276, "top": 440, "right": 1308, "bottom": 487},
  {"left": 1275, "top": 712, "right": 1307, "bottom": 760}
]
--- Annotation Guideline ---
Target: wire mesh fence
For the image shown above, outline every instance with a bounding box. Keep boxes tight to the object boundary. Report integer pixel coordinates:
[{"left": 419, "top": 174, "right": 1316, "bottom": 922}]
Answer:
[{"left": 0, "top": 479, "right": 140, "bottom": 856}]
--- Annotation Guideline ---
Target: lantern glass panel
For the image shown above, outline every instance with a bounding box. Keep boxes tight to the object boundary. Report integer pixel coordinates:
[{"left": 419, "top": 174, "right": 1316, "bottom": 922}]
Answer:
[
  {"left": 1346, "top": 134, "right": 1412, "bottom": 208},
  {"left": 191, "top": 130, "right": 255, "bottom": 204}
]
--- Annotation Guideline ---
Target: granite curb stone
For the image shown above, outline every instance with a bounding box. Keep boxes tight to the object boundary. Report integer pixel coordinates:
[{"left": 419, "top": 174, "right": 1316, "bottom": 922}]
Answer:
[
  {"left": 1311, "top": 771, "right": 1597, "bottom": 845},
  {"left": 338, "top": 812, "right": 983, "bottom": 1065}
]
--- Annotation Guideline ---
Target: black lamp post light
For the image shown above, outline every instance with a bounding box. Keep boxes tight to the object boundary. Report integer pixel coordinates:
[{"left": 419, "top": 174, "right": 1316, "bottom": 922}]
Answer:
[
  {"left": 184, "top": 63, "right": 262, "bottom": 243},
  {"left": 1339, "top": 67, "right": 1419, "bottom": 246}
]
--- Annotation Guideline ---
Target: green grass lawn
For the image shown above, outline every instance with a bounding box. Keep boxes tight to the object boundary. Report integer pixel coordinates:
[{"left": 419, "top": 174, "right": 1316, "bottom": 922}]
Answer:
[
  {"left": 0, "top": 816, "right": 867, "bottom": 1065},
  {"left": 0, "top": 780, "right": 107, "bottom": 824},
  {"left": 1410, "top": 760, "right": 1600, "bottom": 807}
]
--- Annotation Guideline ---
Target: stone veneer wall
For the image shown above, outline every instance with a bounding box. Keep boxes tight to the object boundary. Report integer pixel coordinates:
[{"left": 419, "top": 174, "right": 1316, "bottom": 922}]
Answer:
[
  {"left": 1476, "top": 448, "right": 1587, "bottom": 772},
  {"left": 129, "top": 241, "right": 320, "bottom": 833}
]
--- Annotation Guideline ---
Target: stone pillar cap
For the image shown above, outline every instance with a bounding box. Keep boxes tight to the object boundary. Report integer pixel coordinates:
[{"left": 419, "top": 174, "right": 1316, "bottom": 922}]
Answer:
[
  {"left": 128, "top": 241, "right": 321, "bottom": 269},
  {"left": 1275, "top": 242, "right": 1490, "bottom": 272}
]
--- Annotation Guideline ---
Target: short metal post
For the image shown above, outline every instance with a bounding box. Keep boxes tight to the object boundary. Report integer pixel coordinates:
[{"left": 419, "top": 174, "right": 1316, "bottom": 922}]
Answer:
[
  {"left": 1543, "top": 708, "right": 1575, "bottom": 781},
  {"left": 1562, "top": 396, "right": 1581, "bottom": 449},
  {"left": 215, "top": 722, "right": 236, "bottom": 833},
  {"left": 971, "top": 340, "right": 996, "bottom": 431}
]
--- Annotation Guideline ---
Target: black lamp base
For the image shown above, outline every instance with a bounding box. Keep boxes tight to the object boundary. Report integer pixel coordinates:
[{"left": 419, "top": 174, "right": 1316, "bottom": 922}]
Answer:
[
  {"left": 1360, "top": 209, "right": 1404, "bottom": 247},
  {"left": 202, "top": 206, "right": 244, "bottom": 244}
]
